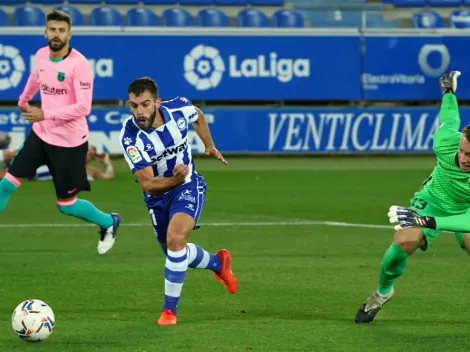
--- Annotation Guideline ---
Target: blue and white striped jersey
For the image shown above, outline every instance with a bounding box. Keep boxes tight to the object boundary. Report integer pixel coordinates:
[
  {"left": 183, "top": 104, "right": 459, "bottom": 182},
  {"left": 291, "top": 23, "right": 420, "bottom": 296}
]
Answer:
[{"left": 120, "top": 96, "right": 199, "bottom": 191}]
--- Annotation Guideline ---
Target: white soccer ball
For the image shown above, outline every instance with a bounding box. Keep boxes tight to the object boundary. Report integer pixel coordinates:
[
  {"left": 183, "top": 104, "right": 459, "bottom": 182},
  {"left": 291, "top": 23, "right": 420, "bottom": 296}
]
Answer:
[{"left": 11, "top": 299, "right": 55, "bottom": 342}]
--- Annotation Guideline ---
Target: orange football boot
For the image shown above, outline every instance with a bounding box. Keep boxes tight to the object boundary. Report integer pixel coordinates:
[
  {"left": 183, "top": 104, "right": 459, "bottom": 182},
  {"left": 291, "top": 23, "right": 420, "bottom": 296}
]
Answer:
[
  {"left": 156, "top": 309, "right": 177, "bottom": 325},
  {"left": 214, "top": 249, "right": 237, "bottom": 294}
]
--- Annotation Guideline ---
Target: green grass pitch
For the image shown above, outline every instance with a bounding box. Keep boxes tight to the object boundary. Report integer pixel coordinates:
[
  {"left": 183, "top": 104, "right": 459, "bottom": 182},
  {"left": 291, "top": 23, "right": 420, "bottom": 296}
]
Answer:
[{"left": 0, "top": 156, "right": 469, "bottom": 352}]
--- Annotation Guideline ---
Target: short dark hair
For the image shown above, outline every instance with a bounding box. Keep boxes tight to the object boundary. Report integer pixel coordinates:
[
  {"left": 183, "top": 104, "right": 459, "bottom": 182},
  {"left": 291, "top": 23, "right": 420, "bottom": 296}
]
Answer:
[
  {"left": 46, "top": 10, "right": 72, "bottom": 27},
  {"left": 463, "top": 124, "right": 470, "bottom": 142},
  {"left": 127, "top": 77, "right": 159, "bottom": 99}
]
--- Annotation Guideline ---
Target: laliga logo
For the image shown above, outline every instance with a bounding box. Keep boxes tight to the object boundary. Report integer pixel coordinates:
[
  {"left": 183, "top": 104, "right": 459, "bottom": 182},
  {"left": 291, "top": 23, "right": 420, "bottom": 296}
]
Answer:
[
  {"left": 184, "top": 45, "right": 225, "bottom": 91},
  {"left": 0, "top": 44, "right": 25, "bottom": 91},
  {"left": 418, "top": 44, "right": 450, "bottom": 77}
]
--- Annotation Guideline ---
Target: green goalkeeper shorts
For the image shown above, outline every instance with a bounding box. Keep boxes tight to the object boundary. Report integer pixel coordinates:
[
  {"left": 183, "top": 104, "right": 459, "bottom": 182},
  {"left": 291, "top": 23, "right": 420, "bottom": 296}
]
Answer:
[{"left": 410, "top": 193, "right": 466, "bottom": 251}]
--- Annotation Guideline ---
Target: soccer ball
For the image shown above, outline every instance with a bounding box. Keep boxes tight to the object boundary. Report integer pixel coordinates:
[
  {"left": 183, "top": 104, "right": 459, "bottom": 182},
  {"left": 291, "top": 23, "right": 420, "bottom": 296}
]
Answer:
[{"left": 11, "top": 299, "right": 55, "bottom": 342}]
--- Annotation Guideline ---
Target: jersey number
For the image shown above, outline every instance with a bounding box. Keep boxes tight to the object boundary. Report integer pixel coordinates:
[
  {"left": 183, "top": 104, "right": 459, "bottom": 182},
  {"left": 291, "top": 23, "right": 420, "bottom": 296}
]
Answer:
[
  {"left": 149, "top": 209, "right": 158, "bottom": 226},
  {"left": 411, "top": 198, "right": 428, "bottom": 210}
]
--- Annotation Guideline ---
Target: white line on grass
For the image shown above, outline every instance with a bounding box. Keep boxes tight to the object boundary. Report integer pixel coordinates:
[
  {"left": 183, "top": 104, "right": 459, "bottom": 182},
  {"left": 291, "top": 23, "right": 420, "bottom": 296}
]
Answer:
[{"left": 0, "top": 220, "right": 392, "bottom": 229}]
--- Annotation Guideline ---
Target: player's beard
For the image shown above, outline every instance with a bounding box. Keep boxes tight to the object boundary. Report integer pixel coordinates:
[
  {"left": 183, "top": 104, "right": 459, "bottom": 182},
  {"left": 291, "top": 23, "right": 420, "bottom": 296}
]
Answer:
[
  {"left": 136, "top": 108, "right": 157, "bottom": 129},
  {"left": 48, "top": 38, "right": 67, "bottom": 52}
]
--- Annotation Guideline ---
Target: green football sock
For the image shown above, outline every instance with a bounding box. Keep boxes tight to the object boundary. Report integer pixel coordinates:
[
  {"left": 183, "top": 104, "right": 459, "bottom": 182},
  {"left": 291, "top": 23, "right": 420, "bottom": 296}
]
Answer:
[
  {"left": 377, "top": 243, "right": 408, "bottom": 296},
  {"left": 58, "top": 199, "right": 113, "bottom": 229}
]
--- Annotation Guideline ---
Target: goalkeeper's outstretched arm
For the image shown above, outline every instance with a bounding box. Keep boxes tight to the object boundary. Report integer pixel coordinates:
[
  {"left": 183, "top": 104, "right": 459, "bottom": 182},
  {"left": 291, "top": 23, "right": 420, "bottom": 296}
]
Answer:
[{"left": 434, "top": 71, "right": 462, "bottom": 149}]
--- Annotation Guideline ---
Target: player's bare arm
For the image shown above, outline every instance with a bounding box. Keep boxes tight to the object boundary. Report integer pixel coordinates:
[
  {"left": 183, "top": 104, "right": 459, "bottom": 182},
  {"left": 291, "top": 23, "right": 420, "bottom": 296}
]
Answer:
[
  {"left": 87, "top": 154, "right": 115, "bottom": 180},
  {"left": 192, "top": 107, "right": 228, "bottom": 165},
  {"left": 134, "top": 165, "right": 189, "bottom": 196}
]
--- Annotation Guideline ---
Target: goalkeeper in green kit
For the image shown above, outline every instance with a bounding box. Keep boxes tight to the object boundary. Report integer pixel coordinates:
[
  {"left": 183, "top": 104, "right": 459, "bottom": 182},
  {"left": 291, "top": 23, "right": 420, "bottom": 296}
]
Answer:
[{"left": 355, "top": 71, "right": 470, "bottom": 324}]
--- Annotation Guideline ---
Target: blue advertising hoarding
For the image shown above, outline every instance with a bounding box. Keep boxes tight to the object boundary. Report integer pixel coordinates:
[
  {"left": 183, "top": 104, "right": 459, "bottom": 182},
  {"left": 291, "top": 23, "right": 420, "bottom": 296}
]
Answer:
[
  {"left": 0, "top": 30, "right": 362, "bottom": 101},
  {"left": 362, "top": 34, "right": 470, "bottom": 100},
  {"left": 1, "top": 28, "right": 470, "bottom": 101},
  {"left": 0, "top": 106, "right": 466, "bottom": 155}
]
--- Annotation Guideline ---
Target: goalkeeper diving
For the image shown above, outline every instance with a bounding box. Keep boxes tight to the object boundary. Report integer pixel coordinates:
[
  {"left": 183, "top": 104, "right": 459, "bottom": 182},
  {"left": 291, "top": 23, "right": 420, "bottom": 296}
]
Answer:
[{"left": 356, "top": 70, "right": 470, "bottom": 323}]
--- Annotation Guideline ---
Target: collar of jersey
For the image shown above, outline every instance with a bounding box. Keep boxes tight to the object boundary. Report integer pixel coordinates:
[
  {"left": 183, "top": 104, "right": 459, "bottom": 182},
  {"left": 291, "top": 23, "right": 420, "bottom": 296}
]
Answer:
[
  {"left": 49, "top": 47, "right": 72, "bottom": 63},
  {"left": 137, "top": 106, "right": 172, "bottom": 133}
]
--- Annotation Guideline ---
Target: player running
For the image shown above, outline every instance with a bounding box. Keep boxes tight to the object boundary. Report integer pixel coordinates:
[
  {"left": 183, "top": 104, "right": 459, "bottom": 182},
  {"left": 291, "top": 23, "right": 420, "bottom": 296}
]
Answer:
[
  {"left": 0, "top": 10, "right": 120, "bottom": 254},
  {"left": 355, "top": 70, "right": 470, "bottom": 323},
  {"left": 119, "top": 77, "right": 237, "bottom": 325}
]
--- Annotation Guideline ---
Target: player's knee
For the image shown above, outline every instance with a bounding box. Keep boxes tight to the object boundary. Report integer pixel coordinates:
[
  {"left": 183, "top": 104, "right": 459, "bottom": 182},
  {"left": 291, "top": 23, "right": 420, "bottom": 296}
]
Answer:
[
  {"left": 166, "top": 230, "right": 186, "bottom": 251},
  {"left": 392, "top": 228, "right": 424, "bottom": 255},
  {"left": 457, "top": 233, "right": 470, "bottom": 253}
]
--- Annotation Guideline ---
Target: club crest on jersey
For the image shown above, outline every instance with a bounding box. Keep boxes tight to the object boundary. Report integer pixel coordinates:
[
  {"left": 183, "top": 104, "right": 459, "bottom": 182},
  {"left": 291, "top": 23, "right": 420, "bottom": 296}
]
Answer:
[
  {"left": 57, "top": 72, "right": 65, "bottom": 82},
  {"left": 177, "top": 117, "right": 187, "bottom": 131},
  {"left": 126, "top": 146, "right": 142, "bottom": 163}
]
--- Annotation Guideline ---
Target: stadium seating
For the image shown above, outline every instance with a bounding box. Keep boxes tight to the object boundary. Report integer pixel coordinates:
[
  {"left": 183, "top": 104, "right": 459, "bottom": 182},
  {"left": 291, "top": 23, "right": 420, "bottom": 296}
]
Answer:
[
  {"left": 14, "top": 6, "right": 46, "bottom": 26},
  {"left": 412, "top": 10, "right": 444, "bottom": 28},
  {"left": 428, "top": 0, "right": 462, "bottom": 6},
  {"left": 56, "top": 5, "right": 85, "bottom": 25},
  {"left": 272, "top": 9, "right": 304, "bottom": 27},
  {"left": 3, "top": 0, "right": 469, "bottom": 29},
  {"left": 450, "top": 9, "right": 470, "bottom": 28},
  {"left": 392, "top": 0, "right": 427, "bottom": 7},
  {"left": 197, "top": 8, "right": 229, "bottom": 26},
  {"left": 126, "top": 7, "right": 159, "bottom": 26},
  {"left": 161, "top": 8, "right": 193, "bottom": 26},
  {"left": 0, "top": 10, "right": 8, "bottom": 26},
  {"left": 90, "top": 6, "right": 123, "bottom": 26},
  {"left": 237, "top": 8, "right": 269, "bottom": 27}
]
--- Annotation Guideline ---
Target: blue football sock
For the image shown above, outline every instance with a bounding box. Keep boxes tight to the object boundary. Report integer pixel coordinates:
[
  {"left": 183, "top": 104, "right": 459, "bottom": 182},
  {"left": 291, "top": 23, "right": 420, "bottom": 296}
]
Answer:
[
  {"left": 187, "top": 243, "right": 222, "bottom": 273},
  {"left": 164, "top": 248, "right": 188, "bottom": 313}
]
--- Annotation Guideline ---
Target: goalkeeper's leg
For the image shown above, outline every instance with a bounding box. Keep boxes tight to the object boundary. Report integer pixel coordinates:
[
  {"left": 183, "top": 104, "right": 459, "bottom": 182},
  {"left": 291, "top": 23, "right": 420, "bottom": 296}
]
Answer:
[{"left": 355, "top": 228, "right": 424, "bottom": 324}]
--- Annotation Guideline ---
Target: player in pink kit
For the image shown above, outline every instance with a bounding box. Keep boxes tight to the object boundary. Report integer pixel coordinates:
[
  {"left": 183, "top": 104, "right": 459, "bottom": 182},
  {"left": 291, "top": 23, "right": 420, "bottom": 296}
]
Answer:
[{"left": 0, "top": 10, "right": 120, "bottom": 254}]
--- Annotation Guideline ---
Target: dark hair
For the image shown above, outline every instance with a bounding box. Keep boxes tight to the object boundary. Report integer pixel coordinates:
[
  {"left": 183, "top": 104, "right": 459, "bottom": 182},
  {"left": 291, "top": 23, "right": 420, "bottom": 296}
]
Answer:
[
  {"left": 463, "top": 124, "right": 470, "bottom": 142},
  {"left": 46, "top": 10, "right": 72, "bottom": 27},
  {"left": 127, "top": 77, "right": 159, "bottom": 99}
]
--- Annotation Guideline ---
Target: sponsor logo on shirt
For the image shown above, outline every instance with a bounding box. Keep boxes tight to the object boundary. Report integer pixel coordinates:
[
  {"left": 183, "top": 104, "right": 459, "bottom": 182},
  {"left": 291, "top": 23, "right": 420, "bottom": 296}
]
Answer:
[
  {"left": 152, "top": 140, "right": 188, "bottom": 163},
  {"left": 80, "top": 81, "right": 91, "bottom": 89},
  {"left": 40, "top": 83, "right": 67, "bottom": 96}
]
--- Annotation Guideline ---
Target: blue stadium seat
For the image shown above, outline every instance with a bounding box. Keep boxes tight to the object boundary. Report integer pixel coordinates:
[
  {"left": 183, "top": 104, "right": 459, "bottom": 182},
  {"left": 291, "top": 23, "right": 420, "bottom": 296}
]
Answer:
[
  {"left": 0, "top": 10, "right": 9, "bottom": 26},
  {"left": 307, "top": 10, "right": 362, "bottom": 27},
  {"left": 0, "top": 0, "right": 27, "bottom": 4},
  {"left": 56, "top": 6, "right": 85, "bottom": 26},
  {"left": 237, "top": 9, "right": 269, "bottom": 27},
  {"left": 14, "top": 6, "right": 46, "bottom": 26},
  {"left": 412, "top": 10, "right": 444, "bottom": 28},
  {"left": 428, "top": 0, "right": 462, "bottom": 6},
  {"left": 126, "top": 8, "right": 158, "bottom": 26},
  {"left": 30, "top": 0, "right": 63, "bottom": 4},
  {"left": 272, "top": 10, "right": 304, "bottom": 27},
  {"left": 141, "top": 0, "right": 178, "bottom": 4},
  {"left": 392, "top": 0, "right": 426, "bottom": 6},
  {"left": 90, "top": 7, "right": 123, "bottom": 26},
  {"left": 68, "top": 0, "right": 102, "bottom": 4},
  {"left": 106, "top": 0, "right": 139, "bottom": 4},
  {"left": 450, "top": 9, "right": 470, "bottom": 28},
  {"left": 464, "top": 0, "right": 470, "bottom": 5},
  {"left": 215, "top": 0, "right": 248, "bottom": 5},
  {"left": 428, "top": 0, "right": 463, "bottom": 7},
  {"left": 250, "top": 0, "right": 284, "bottom": 5},
  {"left": 161, "top": 8, "right": 193, "bottom": 26},
  {"left": 197, "top": 9, "right": 229, "bottom": 27},
  {"left": 180, "top": 0, "right": 214, "bottom": 4}
]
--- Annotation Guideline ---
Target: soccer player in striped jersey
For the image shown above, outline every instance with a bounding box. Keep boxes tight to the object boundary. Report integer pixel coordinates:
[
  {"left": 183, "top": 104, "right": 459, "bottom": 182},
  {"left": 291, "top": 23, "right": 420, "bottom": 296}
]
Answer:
[
  {"left": 356, "top": 71, "right": 470, "bottom": 323},
  {"left": 119, "top": 77, "right": 237, "bottom": 325}
]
